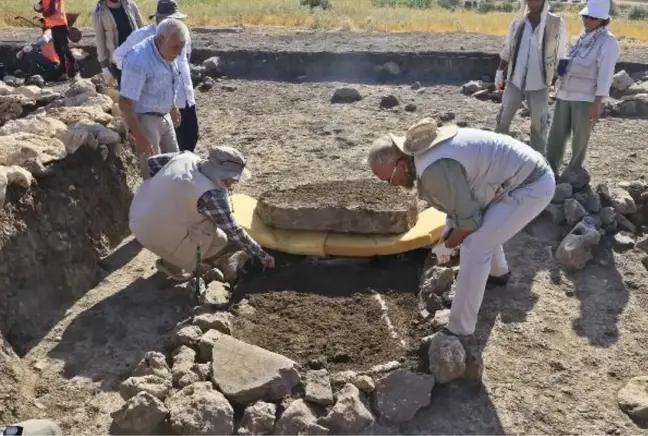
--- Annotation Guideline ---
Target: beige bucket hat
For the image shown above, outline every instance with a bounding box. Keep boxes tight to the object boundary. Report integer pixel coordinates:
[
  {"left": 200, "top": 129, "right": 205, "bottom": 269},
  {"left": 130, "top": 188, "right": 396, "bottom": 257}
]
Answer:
[
  {"left": 198, "top": 146, "right": 251, "bottom": 184},
  {"left": 389, "top": 118, "right": 458, "bottom": 156}
]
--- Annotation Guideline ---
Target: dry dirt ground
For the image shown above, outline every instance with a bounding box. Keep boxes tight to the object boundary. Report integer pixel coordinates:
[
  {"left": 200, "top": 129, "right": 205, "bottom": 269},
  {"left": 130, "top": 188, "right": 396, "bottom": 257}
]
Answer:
[
  {"left": 2, "top": 29, "right": 648, "bottom": 436},
  {"left": 13, "top": 78, "right": 648, "bottom": 435}
]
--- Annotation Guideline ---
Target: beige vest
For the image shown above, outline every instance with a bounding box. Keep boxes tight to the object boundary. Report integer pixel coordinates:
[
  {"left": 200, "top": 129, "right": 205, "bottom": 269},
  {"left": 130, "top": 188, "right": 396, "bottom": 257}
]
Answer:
[
  {"left": 129, "top": 153, "right": 219, "bottom": 258},
  {"left": 508, "top": 12, "right": 562, "bottom": 87},
  {"left": 559, "top": 30, "right": 616, "bottom": 99},
  {"left": 415, "top": 128, "right": 548, "bottom": 212}
]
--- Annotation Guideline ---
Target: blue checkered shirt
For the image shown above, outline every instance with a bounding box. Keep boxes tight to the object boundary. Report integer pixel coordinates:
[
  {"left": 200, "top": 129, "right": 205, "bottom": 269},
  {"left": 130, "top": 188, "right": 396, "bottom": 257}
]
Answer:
[
  {"left": 112, "top": 23, "right": 195, "bottom": 108},
  {"left": 147, "top": 152, "right": 270, "bottom": 261},
  {"left": 119, "top": 36, "right": 179, "bottom": 114}
]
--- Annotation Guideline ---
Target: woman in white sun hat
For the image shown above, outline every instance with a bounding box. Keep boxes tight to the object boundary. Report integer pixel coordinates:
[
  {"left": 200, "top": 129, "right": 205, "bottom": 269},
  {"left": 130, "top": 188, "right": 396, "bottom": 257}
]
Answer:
[{"left": 545, "top": 0, "right": 619, "bottom": 178}]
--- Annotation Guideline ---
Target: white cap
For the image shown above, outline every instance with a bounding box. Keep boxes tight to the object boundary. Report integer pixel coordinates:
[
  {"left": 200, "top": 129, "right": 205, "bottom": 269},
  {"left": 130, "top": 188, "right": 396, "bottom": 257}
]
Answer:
[{"left": 580, "top": 0, "right": 610, "bottom": 20}]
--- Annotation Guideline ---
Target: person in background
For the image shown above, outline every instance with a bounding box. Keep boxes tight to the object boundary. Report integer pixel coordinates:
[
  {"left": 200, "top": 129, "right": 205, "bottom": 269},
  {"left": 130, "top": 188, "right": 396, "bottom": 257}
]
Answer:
[
  {"left": 1, "top": 419, "right": 62, "bottom": 435},
  {"left": 545, "top": 0, "right": 619, "bottom": 177},
  {"left": 494, "top": 0, "right": 567, "bottom": 155},
  {"left": 129, "top": 147, "right": 275, "bottom": 281},
  {"left": 16, "top": 28, "right": 61, "bottom": 81},
  {"left": 92, "top": 0, "right": 144, "bottom": 87},
  {"left": 118, "top": 18, "right": 186, "bottom": 178},
  {"left": 113, "top": 0, "right": 199, "bottom": 152},
  {"left": 33, "top": 0, "right": 79, "bottom": 79}
]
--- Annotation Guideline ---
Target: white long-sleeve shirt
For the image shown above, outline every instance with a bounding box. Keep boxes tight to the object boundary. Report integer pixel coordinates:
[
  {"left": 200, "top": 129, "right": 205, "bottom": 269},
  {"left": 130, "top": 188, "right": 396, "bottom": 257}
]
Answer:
[
  {"left": 557, "top": 30, "right": 619, "bottom": 102},
  {"left": 113, "top": 23, "right": 195, "bottom": 108},
  {"left": 500, "top": 17, "right": 567, "bottom": 91}
]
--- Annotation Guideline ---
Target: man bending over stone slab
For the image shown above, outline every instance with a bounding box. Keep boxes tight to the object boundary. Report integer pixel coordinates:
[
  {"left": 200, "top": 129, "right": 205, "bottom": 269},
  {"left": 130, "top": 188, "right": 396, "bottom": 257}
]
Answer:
[
  {"left": 367, "top": 119, "right": 555, "bottom": 341},
  {"left": 129, "top": 146, "right": 275, "bottom": 282}
]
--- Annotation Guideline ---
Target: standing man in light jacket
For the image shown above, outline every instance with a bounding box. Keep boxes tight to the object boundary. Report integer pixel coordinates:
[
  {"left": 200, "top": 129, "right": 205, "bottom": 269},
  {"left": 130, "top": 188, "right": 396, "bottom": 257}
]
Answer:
[
  {"left": 113, "top": 0, "right": 199, "bottom": 152},
  {"left": 367, "top": 119, "right": 555, "bottom": 345},
  {"left": 494, "top": 0, "right": 567, "bottom": 155},
  {"left": 92, "top": 0, "right": 144, "bottom": 87}
]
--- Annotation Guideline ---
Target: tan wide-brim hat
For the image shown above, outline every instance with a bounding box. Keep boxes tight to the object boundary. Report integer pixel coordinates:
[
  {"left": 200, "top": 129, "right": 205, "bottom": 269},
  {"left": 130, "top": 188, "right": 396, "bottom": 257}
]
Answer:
[{"left": 389, "top": 118, "right": 458, "bottom": 156}]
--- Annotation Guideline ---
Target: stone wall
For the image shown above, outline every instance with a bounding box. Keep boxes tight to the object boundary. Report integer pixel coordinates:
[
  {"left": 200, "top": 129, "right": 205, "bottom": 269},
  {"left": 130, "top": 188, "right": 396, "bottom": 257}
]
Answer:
[{"left": 0, "top": 78, "right": 140, "bottom": 355}]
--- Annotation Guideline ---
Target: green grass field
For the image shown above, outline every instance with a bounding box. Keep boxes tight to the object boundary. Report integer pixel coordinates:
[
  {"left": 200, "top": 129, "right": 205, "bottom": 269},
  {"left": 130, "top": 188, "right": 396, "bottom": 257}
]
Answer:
[{"left": 2, "top": 0, "right": 648, "bottom": 42}]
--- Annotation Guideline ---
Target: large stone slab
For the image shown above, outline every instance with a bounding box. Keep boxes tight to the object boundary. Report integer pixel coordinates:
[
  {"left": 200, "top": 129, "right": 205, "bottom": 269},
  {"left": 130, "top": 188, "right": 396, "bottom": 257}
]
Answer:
[
  {"left": 255, "top": 179, "right": 419, "bottom": 234},
  {"left": 210, "top": 331, "right": 301, "bottom": 404}
]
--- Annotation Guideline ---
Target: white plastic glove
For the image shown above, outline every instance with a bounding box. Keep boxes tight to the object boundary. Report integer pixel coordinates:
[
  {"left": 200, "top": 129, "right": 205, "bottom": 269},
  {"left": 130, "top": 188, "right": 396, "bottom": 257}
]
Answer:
[
  {"left": 495, "top": 69, "right": 505, "bottom": 90},
  {"left": 432, "top": 243, "right": 454, "bottom": 265},
  {"left": 102, "top": 67, "right": 115, "bottom": 86}
]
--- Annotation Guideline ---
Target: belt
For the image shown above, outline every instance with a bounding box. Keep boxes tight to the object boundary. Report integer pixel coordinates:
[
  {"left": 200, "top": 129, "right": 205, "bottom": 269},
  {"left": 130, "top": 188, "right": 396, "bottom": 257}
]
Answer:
[{"left": 141, "top": 112, "right": 166, "bottom": 117}]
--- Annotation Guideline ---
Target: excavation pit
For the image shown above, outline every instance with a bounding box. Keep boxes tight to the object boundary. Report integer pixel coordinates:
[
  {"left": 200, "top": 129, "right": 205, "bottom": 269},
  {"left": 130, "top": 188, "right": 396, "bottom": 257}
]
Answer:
[
  {"left": 230, "top": 251, "right": 432, "bottom": 373},
  {"left": 256, "top": 179, "right": 419, "bottom": 234}
]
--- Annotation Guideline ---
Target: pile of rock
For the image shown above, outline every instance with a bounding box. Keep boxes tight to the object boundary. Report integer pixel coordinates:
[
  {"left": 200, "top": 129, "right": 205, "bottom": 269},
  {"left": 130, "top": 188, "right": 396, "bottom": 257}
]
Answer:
[
  {"left": 110, "top": 278, "right": 460, "bottom": 435},
  {"left": 459, "top": 79, "right": 504, "bottom": 103},
  {"left": 0, "top": 77, "right": 126, "bottom": 208},
  {"left": 543, "top": 167, "right": 648, "bottom": 271},
  {"left": 2, "top": 73, "right": 47, "bottom": 89},
  {"left": 604, "top": 69, "right": 648, "bottom": 118},
  {"left": 190, "top": 57, "right": 228, "bottom": 92}
]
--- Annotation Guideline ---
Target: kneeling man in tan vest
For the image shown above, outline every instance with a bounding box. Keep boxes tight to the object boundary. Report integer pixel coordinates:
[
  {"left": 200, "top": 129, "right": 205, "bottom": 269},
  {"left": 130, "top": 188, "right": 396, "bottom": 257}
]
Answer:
[{"left": 129, "top": 147, "right": 275, "bottom": 282}]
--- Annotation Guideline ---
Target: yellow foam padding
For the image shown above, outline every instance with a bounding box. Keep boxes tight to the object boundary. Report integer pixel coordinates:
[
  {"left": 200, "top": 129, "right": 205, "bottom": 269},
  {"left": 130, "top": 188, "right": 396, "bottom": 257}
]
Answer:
[{"left": 231, "top": 193, "right": 446, "bottom": 257}]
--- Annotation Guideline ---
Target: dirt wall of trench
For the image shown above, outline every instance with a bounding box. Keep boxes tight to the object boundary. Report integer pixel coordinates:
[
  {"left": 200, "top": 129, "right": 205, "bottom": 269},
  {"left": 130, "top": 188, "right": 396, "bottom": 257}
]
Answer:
[
  {"left": 0, "top": 146, "right": 140, "bottom": 356},
  {"left": 2, "top": 42, "right": 647, "bottom": 85}
]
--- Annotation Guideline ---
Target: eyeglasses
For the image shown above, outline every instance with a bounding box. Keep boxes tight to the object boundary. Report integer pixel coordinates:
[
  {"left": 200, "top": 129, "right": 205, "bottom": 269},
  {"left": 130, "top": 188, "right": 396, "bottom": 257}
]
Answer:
[{"left": 581, "top": 15, "right": 598, "bottom": 20}]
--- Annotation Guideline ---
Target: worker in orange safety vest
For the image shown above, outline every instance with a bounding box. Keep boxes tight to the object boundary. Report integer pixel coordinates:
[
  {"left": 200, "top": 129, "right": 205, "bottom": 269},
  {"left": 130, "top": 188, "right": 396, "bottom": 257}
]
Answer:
[
  {"left": 17, "top": 28, "right": 62, "bottom": 81},
  {"left": 33, "top": 0, "right": 79, "bottom": 78}
]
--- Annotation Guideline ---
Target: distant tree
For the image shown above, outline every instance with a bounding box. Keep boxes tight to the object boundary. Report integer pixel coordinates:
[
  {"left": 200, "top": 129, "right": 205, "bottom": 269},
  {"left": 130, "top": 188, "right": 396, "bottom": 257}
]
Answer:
[{"left": 628, "top": 5, "right": 648, "bottom": 19}]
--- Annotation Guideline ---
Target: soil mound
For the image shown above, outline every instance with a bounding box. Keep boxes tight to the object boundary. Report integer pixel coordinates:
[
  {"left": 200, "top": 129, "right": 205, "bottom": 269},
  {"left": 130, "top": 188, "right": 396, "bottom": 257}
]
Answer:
[
  {"left": 231, "top": 252, "right": 430, "bottom": 372},
  {"left": 256, "top": 179, "right": 418, "bottom": 234},
  {"left": 0, "top": 147, "right": 139, "bottom": 355}
]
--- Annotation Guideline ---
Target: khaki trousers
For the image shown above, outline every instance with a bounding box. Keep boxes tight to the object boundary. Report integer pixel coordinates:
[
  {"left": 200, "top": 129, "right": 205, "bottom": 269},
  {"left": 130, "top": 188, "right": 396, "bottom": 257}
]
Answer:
[
  {"left": 447, "top": 170, "right": 556, "bottom": 336},
  {"left": 136, "top": 113, "right": 179, "bottom": 178},
  {"left": 545, "top": 99, "right": 594, "bottom": 175},
  {"left": 495, "top": 83, "right": 550, "bottom": 155},
  {"left": 136, "top": 222, "right": 229, "bottom": 273}
]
